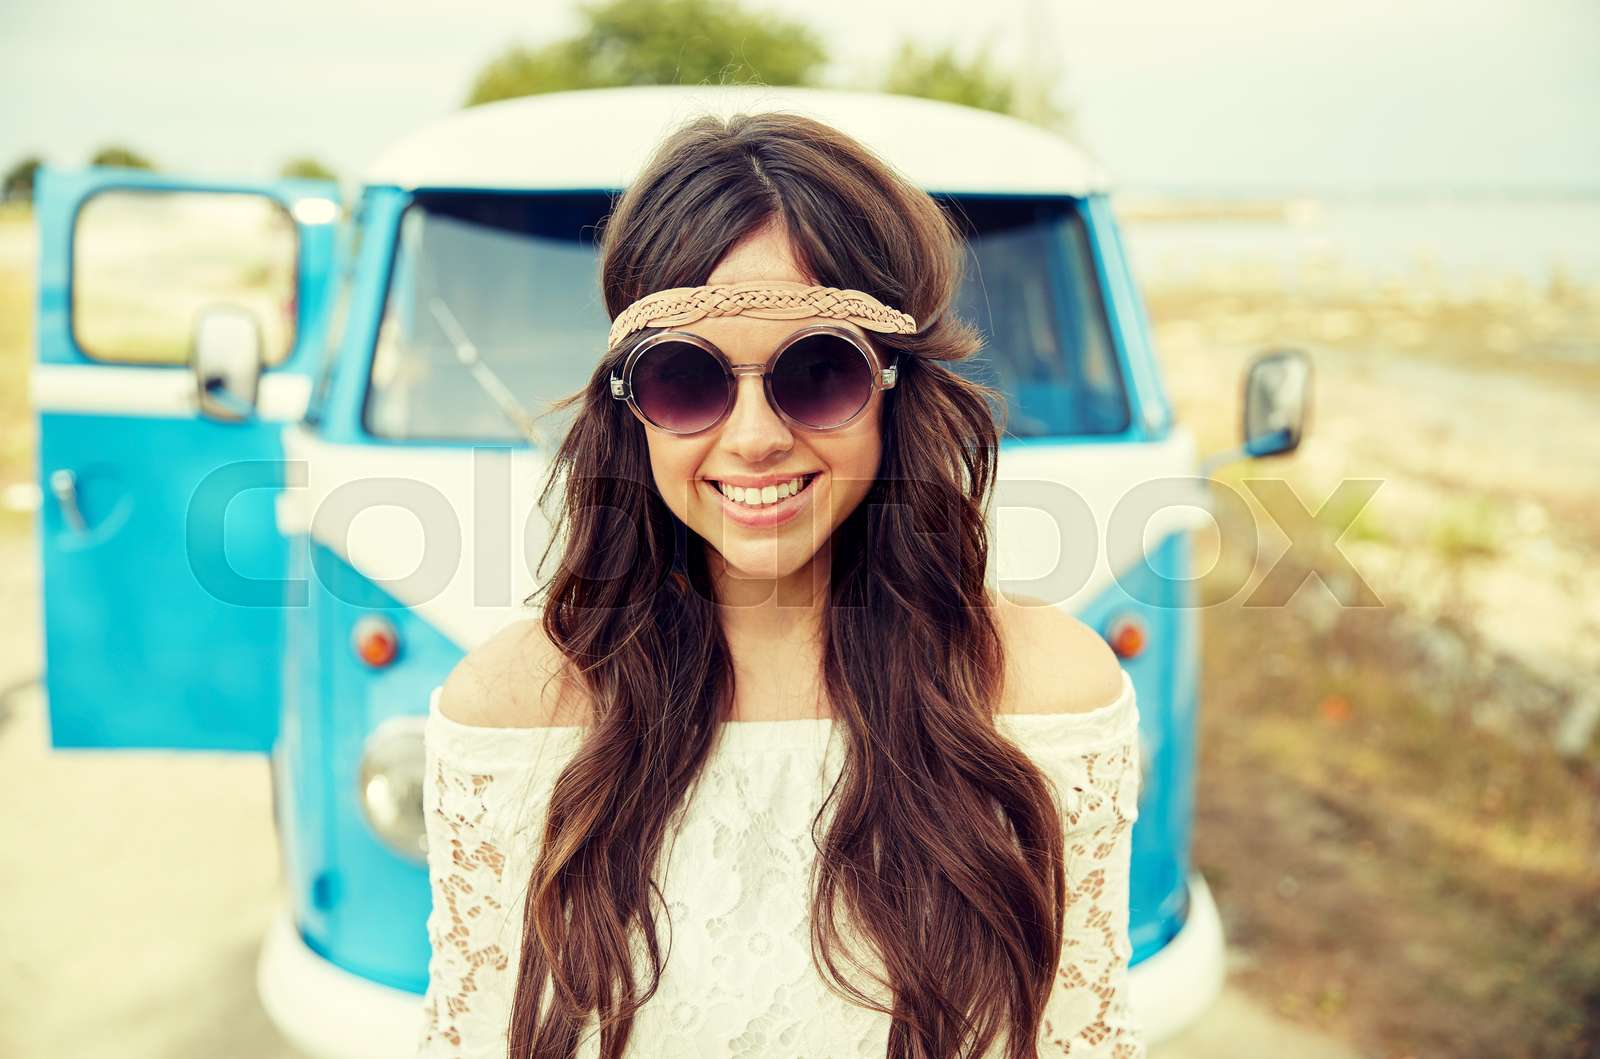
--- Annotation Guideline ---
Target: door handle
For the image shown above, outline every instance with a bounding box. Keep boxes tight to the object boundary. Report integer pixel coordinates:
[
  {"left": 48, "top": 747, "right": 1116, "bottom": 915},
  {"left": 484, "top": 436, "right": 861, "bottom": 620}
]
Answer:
[{"left": 49, "top": 469, "right": 88, "bottom": 533}]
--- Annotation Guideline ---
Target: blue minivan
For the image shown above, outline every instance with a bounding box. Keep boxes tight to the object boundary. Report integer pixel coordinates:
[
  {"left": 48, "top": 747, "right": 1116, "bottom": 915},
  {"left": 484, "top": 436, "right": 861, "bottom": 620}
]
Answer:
[{"left": 32, "top": 84, "right": 1308, "bottom": 1058}]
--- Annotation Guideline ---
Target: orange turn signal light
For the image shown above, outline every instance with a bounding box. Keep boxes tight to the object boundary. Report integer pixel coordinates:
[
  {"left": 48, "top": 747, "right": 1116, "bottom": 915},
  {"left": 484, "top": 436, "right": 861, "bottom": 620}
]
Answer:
[
  {"left": 1105, "top": 614, "right": 1147, "bottom": 660},
  {"left": 353, "top": 615, "right": 400, "bottom": 668}
]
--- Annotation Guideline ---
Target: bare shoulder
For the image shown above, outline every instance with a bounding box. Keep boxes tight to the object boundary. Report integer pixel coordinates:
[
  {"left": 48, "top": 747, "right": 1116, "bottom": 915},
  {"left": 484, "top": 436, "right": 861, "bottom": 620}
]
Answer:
[
  {"left": 988, "top": 587, "right": 1126, "bottom": 716},
  {"left": 437, "top": 616, "right": 592, "bottom": 729}
]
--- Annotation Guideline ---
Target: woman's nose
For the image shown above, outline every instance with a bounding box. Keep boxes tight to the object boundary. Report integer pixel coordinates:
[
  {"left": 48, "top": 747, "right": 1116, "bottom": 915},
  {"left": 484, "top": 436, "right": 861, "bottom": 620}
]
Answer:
[{"left": 718, "top": 372, "right": 791, "bottom": 458}]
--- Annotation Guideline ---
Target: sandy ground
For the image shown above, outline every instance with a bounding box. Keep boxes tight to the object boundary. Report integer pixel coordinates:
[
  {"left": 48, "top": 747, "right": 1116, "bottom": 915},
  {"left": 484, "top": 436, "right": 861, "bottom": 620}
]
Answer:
[
  {"left": 1146, "top": 277, "right": 1600, "bottom": 1056},
  {"left": 1145, "top": 274, "right": 1600, "bottom": 756},
  {"left": 0, "top": 523, "right": 1350, "bottom": 1058},
  {"left": 0, "top": 531, "right": 304, "bottom": 1059}
]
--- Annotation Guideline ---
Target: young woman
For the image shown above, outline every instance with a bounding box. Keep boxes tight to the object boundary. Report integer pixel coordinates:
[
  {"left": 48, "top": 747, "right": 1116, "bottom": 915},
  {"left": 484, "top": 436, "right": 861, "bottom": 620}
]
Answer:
[{"left": 418, "top": 110, "right": 1145, "bottom": 1059}]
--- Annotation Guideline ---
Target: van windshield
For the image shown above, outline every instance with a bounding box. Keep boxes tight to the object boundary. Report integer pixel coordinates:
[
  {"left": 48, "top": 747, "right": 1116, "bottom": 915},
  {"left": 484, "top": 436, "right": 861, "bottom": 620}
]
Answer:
[{"left": 363, "top": 192, "right": 1129, "bottom": 443}]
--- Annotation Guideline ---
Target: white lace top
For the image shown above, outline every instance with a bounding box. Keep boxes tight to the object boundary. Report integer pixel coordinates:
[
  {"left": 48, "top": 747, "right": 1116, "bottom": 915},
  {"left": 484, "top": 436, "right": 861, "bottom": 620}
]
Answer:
[{"left": 416, "top": 670, "right": 1145, "bottom": 1059}]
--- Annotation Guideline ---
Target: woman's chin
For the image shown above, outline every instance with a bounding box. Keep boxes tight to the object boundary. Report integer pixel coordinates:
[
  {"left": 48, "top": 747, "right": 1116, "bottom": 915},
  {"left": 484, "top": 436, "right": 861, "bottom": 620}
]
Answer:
[{"left": 705, "top": 538, "right": 823, "bottom": 587}]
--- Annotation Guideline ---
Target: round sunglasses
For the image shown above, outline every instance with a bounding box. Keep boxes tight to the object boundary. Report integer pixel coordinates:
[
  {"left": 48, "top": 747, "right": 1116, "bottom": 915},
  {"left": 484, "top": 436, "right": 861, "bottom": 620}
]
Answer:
[{"left": 608, "top": 323, "right": 900, "bottom": 436}]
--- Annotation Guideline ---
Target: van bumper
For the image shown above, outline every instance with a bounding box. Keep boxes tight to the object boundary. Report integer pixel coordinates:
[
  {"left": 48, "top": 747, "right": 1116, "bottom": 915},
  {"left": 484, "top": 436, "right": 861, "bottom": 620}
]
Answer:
[
  {"left": 1127, "top": 872, "right": 1227, "bottom": 1042},
  {"left": 257, "top": 906, "right": 424, "bottom": 1059}
]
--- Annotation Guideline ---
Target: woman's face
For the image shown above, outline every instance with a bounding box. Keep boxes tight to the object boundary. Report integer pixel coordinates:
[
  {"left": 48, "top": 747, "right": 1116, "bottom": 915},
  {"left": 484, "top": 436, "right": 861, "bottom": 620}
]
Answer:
[{"left": 636, "top": 221, "right": 889, "bottom": 593}]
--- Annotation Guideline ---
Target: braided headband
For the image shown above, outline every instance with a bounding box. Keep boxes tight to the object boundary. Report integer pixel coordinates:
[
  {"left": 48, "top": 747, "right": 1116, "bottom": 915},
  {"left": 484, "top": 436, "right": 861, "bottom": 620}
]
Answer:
[{"left": 608, "top": 279, "right": 918, "bottom": 352}]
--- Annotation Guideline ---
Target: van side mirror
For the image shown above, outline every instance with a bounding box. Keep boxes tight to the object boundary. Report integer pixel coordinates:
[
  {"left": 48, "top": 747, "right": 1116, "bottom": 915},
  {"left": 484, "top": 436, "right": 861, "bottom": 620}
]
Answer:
[
  {"left": 1241, "top": 348, "right": 1311, "bottom": 458},
  {"left": 192, "top": 304, "right": 264, "bottom": 422}
]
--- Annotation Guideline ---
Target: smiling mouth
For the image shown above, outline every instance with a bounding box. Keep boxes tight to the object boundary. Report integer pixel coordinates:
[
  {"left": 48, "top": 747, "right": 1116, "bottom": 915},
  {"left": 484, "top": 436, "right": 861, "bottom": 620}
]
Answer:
[{"left": 706, "top": 472, "right": 819, "bottom": 509}]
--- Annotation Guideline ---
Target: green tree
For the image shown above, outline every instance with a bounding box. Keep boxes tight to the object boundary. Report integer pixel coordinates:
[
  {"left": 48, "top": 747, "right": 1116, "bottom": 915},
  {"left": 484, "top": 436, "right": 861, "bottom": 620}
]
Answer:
[
  {"left": 89, "top": 145, "right": 155, "bottom": 170},
  {"left": 3, "top": 156, "right": 42, "bottom": 202},
  {"left": 466, "top": 0, "right": 828, "bottom": 106},
  {"left": 879, "top": 36, "right": 1073, "bottom": 133},
  {"left": 281, "top": 157, "right": 338, "bottom": 181},
  {"left": 882, "top": 39, "right": 1013, "bottom": 114}
]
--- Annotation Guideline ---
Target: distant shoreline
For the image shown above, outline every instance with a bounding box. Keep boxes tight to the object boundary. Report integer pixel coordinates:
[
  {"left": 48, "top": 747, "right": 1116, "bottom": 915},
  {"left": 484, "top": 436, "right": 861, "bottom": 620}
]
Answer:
[
  {"left": 1115, "top": 187, "right": 1600, "bottom": 225},
  {"left": 1114, "top": 197, "right": 1311, "bottom": 224},
  {"left": 1118, "top": 185, "right": 1600, "bottom": 203}
]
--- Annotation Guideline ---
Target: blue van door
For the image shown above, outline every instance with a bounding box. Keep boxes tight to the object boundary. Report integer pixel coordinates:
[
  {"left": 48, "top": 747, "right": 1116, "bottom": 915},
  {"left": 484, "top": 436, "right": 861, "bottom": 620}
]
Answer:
[{"left": 33, "top": 167, "right": 338, "bottom": 751}]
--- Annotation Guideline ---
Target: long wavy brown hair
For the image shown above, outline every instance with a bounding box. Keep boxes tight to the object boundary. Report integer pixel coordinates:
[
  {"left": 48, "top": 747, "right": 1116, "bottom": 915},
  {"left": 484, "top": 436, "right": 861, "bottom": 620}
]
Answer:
[{"left": 510, "top": 109, "right": 1068, "bottom": 1059}]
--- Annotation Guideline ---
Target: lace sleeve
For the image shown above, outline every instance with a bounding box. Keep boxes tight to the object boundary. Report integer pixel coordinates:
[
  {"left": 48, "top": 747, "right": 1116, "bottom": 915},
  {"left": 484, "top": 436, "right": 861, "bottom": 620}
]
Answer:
[
  {"left": 1025, "top": 677, "right": 1147, "bottom": 1057},
  {"left": 415, "top": 688, "right": 580, "bottom": 1058}
]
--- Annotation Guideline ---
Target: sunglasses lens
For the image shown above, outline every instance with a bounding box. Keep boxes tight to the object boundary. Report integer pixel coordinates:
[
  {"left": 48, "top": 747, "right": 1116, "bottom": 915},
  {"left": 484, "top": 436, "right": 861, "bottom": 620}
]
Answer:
[
  {"left": 632, "top": 339, "right": 730, "bottom": 432},
  {"left": 771, "top": 333, "right": 875, "bottom": 428}
]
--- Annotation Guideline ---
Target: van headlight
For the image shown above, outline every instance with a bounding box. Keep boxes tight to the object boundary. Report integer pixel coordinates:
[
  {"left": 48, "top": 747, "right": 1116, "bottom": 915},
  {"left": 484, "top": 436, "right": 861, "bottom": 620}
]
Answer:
[{"left": 358, "top": 716, "right": 428, "bottom": 864}]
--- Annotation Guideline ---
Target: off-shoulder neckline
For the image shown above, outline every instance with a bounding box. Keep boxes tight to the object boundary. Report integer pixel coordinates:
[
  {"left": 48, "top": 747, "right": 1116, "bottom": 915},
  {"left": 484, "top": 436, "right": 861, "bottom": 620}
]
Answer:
[{"left": 426, "top": 669, "right": 1135, "bottom": 757}]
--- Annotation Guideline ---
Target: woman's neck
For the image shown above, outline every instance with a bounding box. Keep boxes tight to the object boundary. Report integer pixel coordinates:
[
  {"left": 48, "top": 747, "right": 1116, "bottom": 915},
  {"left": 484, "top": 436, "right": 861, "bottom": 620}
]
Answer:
[
  {"left": 709, "top": 541, "right": 828, "bottom": 641},
  {"left": 708, "top": 543, "right": 831, "bottom": 720}
]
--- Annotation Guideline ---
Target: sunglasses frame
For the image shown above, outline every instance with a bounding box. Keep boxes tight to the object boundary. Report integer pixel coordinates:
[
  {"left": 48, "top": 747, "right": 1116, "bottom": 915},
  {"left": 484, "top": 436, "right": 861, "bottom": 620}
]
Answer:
[{"left": 609, "top": 322, "right": 899, "bottom": 437}]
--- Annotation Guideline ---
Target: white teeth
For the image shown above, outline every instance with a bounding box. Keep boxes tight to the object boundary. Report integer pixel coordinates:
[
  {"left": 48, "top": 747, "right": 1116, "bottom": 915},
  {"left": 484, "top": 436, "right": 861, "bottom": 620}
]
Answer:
[{"left": 715, "top": 475, "right": 810, "bottom": 507}]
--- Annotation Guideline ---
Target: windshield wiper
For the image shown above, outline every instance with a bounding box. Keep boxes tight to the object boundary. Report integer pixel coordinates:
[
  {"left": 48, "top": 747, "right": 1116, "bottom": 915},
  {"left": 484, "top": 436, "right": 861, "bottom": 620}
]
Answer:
[{"left": 427, "top": 296, "right": 545, "bottom": 448}]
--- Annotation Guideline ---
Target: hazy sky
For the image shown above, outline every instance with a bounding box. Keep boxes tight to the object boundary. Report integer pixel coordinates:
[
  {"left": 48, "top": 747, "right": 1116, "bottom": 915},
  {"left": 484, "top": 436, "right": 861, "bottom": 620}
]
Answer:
[{"left": 3, "top": 0, "right": 1596, "bottom": 192}]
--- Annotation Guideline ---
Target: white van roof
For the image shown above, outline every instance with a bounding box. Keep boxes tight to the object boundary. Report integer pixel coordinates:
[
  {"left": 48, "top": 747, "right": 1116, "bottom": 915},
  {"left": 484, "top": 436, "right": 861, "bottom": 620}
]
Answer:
[{"left": 364, "top": 84, "right": 1110, "bottom": 196}]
